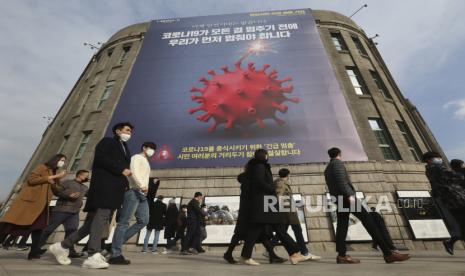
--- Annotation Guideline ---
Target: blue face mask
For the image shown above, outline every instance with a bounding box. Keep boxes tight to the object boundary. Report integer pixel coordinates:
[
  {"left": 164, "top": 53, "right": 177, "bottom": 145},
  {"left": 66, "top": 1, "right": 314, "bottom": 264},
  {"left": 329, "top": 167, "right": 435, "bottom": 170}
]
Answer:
[{"left": 432, "top": 158, "right": 443, "bottom": 166}]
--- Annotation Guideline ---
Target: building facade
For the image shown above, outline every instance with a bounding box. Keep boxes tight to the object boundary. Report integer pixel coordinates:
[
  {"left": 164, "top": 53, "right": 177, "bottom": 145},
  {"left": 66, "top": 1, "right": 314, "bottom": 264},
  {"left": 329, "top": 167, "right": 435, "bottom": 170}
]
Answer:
[{"left": 1, "top": 10, "right": 456, "bottom": 251}]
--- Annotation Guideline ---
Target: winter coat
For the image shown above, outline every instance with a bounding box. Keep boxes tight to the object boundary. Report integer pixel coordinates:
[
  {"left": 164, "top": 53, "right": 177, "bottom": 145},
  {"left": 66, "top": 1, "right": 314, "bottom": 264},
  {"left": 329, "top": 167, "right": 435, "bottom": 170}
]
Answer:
[
  {"left": 164, "top": 204, "right": 179, "bottom": 239},
  {"left": 273, "top": 178, "right": 300, "bottom": 225},
  {"left": 246, "top": 158, "right": 283, "bottom": 224},
  {"left": 324, "top": 159, "right": 356, "bottom": 198},
  {"left": 147, "top": 199, "right": 166, "bottom": 230},
  {"left": 1, "top": 164, "right": 57, "bottom": 225},
  {"left": 84, "top": 136, "right": 131, "bottom": 212}
]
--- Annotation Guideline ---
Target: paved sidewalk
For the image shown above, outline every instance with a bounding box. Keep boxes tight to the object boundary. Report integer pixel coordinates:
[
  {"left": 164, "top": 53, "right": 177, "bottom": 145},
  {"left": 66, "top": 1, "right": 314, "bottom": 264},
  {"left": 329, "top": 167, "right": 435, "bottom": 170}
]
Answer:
[{"left": 0, "top": 249, "right": 464, "bottom": 276}]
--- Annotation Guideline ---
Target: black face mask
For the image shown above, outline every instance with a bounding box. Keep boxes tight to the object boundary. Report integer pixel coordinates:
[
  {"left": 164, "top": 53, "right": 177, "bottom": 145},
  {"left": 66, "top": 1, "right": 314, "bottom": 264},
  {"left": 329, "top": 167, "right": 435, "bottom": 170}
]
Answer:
[{"left": 81, "top": 178, "right": 89, "bottom": 183}]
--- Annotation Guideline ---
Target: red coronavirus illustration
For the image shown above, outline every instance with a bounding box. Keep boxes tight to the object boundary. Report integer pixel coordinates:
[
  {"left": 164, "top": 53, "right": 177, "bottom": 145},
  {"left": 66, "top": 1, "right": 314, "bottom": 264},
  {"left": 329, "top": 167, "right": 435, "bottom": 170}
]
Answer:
[{"left": 188, "top": 59, "right": 300, "bottom": 133}]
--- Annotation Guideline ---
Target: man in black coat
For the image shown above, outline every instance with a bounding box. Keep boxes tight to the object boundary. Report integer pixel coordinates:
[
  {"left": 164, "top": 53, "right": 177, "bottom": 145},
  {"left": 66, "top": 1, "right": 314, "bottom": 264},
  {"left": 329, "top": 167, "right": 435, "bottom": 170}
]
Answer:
[
  {"left": 49, "top": 122, "right": 134, "bottom": 269},
  {"left": 181, "top": 192, "right": 204, "bottom": 255},
  {"left": 324, "top": 147, "right": 409, "bottom": 264}
]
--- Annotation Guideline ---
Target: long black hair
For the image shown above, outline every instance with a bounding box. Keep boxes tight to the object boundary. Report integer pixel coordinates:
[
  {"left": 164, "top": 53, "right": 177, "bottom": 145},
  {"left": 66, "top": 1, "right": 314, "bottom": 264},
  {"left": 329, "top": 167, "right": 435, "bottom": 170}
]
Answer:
[{"left": 44, "top": 154, "right": 66, "bottom": 172}]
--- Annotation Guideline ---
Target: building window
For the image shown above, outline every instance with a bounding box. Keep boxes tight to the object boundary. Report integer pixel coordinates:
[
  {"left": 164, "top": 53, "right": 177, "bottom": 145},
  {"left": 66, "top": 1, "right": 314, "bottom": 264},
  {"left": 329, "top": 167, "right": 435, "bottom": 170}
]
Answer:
[
  {"left": 352, "top": 36, "right": 368, "bottom": 56},
  {"left": 118, "top": 45, "right": 131, "bottom": 65},
  {"left": 330, "top": 32, "right": 347, "bottom": 51},
  {"left": 369, "top": 70, "right": 392, "bottom": 99},
  {"left": 77, "top": 88, "right": 93, "bottom": 114},
  {"left": 346, "top": 67, "right": 368, "bottom": 95},
  {"left": 368, "top": 118, "right": 401, "bottom": 160},
  {"left": 397, "top": 121, "right": 422, "bottom": 161},
  {"left": 57, "top": 135, "right": 69, "bottom": 154},
  {"left": 97, "top": 80, "right": 115, "bottom": 110},
  {"left": 70, "top": 132, "right": 92, "bottom": 171}
]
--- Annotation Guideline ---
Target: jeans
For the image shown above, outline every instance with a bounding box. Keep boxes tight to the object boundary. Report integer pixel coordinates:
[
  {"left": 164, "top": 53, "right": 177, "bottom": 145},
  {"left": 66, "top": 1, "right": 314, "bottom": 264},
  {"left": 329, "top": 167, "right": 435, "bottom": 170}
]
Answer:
[
  {"left": 39, "top": 211, "right": 79, "bottom": 251},
  {"left": 143, "top": 229, "right": 161, "bottom": 251},
  {"left": 111, "top": 189, "right": 149, "bottom": 257}
]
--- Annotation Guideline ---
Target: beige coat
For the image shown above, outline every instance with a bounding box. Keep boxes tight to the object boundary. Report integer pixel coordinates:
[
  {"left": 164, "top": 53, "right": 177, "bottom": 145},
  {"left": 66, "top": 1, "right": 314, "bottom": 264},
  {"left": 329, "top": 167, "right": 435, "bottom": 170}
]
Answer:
[
  {"left": 1, "top": 164, "right": 55, "bottom": 226},
  {"left": 273, "top": 177, "right": 301, "bottom": 225}
]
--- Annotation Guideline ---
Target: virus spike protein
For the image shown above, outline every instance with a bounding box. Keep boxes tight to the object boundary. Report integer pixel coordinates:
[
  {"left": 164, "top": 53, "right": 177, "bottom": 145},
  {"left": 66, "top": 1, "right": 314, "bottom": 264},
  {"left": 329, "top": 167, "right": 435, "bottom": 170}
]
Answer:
[{"left": 188, "top": 59, "right": 299, "bottom": 132}]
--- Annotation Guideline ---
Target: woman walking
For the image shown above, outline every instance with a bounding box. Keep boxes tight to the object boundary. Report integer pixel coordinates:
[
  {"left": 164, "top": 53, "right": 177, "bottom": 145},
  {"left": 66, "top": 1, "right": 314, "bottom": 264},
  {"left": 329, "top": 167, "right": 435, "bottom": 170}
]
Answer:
[{"left": 0, "top": 154, "right": 67, "bottom": 259}]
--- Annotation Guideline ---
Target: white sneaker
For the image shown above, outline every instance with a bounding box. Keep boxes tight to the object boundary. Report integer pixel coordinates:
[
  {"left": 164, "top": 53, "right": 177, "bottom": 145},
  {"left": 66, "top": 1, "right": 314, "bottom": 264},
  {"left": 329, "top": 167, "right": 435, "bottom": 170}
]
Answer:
[
  {"left": 241, "top": 257, "right": 260, "bottom": 266},
  {"left": 304, "top": 253, "right": 322, "bottom": 261},
  {"left": 161, "top": 249, "right": 168, "bottom": 255},
  {"left": 82, "top": 253, "right": 109, "bottom": 269},
  {"left": 49, "top": 242, "right": 71, "bottom": 265},
  {"left": 152, "top": 251, "right": 159, "bottom": 255}
]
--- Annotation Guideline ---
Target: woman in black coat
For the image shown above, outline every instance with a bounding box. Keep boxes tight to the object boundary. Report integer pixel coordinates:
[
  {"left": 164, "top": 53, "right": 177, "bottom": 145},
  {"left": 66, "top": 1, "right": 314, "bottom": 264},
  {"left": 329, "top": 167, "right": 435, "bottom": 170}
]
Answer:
[
  {"left": 164, "top": 199, "right": 179, "bottom": 250},
  {"left": 239, "top": 149, "right": 307, "bottom": 265}
]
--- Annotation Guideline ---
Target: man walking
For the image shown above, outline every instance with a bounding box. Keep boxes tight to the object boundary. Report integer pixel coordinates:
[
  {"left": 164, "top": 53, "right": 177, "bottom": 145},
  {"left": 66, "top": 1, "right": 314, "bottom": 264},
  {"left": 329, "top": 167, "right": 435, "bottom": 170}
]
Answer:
[
  {"left": 324, "top": 147, "right": 410, "bottom": 264},
  {"left": 49, "top": 122, "right": 134, "bottom": 269},
  {"left": 181, "top": 192, "right": 204, "bottom": 255},
  {"left": 39, "top": 170, "right": 90, "bottom": 257},
  {"left": 109, "top": 141, "right": 156, "bottom": 264}
]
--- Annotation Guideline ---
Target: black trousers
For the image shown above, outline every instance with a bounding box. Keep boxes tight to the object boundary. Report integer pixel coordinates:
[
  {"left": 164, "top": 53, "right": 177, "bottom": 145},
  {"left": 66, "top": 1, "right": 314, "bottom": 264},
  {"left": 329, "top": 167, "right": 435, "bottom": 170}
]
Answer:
[
  {"left": 241, "top": 223, "right": 299, "bottom": 259},
  {"left": 183, "top": 220, "right": 201, "bottom": 251},
  {"left": 225, "top": 229, "right": 277, "bottom": 257},
  {"left": 336, "top": 199, "right": 392, "bottom": 256},
  {"left": 371, "top": 215, "right": 396, "bottom": 251},
  {"left": 449, "top": 207, "right": 465, "bottom": 243}
]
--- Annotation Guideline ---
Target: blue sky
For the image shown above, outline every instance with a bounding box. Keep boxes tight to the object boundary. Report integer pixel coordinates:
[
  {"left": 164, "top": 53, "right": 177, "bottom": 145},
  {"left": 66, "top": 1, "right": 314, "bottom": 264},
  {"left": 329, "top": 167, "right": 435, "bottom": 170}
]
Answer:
[{"left": 0, "top": 0, "right": 464, "bottom": 201}]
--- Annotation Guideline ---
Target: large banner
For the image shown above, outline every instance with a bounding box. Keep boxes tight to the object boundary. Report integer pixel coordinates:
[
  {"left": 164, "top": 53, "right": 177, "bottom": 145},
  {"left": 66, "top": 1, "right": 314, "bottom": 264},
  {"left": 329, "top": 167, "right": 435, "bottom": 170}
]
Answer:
[{"left": 108, "top": 9, "right": 367, "bottom": 168}]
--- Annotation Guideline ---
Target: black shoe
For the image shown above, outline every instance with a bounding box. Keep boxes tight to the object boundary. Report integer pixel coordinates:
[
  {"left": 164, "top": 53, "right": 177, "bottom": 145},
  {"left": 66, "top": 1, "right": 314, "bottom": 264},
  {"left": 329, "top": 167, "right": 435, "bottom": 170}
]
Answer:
[
  {"left": 223, "top": 253, "right": 238, "bottom": 264},
  {"left": 196, "top": 247, "right": 206, "bottom": 254},
  {"left": 187, "top": 248, "right": 198, "bottom": 255},
  {"left": 443, "top": 240, "right": 454, "bottom": 255},
  {"left": 269, "top": 256, "right": 287, "bottom": 264},
  {"left": 108, "top": 255, "right": 131, "bottom": 265},
  {"left": 17, "top": 246, "right": 30, "bottom": 251},
  {"left": 69, "top": 252, "right": 84, "bottom": 258},
  {"left": 180, "top": 250, "right": 192, "bottom": 255},
  {"left": 27, "top": 252, "right": 41, "bottom": 260},
  {"left": 38, "top": 248, "right": 47, "bottom": 255}
]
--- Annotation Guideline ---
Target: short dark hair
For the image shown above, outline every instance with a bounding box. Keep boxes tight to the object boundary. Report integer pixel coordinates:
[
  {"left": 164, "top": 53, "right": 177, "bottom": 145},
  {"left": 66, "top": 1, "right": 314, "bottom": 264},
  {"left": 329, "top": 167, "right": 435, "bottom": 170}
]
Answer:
[
  {"left": 278, "top": 168, "right": 290, "bottom": 178},
  {"left": 194, "top": 192, "right": 203, "bottom": 197},
  {"left": 327, "top": 147, "right": 341, "bottom": 159},
  {"left": 141, "top": 142, "right": 157, "bottom": 151},
  {"left": 450, "top": 159, "right": 464, "bottom": 171},
  {"left": 157, "top": 195, "right": 164, "bottom": 200},
  {"left": 76, "top": 169, "right": 89, "bottom": 178},
  {"left": 421, "top": 151, "right": 441, "bottom": 163},
  {"left": 254, "top": 148, "right": 268, "bottom": 161},
  {"left": 44, "top": 154, "right": 67, "bottom": 170},
  {"left": 112, "top": 122, "right": 134, "bottom": 135}
]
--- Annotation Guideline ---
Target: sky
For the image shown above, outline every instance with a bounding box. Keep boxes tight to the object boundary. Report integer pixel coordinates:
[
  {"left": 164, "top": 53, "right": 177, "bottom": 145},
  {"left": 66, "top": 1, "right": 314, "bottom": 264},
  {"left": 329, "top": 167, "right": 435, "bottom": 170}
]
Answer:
[{"left": 0, "top": 0, "right": 464, "bottom": 201}]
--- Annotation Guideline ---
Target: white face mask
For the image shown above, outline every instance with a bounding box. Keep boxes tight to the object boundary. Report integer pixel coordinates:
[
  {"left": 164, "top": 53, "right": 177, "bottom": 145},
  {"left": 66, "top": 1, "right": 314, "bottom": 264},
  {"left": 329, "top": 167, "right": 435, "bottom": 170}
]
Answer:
[
  {"left": 57, "top": 160, "right": 65, "bottom": 168},
  {"left": 120, "top": 133, "right": 131, "bottom": 142},
  {"left": 146, "top": 149, "right": 155, "bottom": 157}
]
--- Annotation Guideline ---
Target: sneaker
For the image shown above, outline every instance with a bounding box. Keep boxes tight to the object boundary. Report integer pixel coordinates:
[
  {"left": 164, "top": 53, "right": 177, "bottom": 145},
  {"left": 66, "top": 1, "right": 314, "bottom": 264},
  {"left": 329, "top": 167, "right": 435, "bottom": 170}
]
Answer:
[
  {"left": 141, "top": 249, "right": 147, "bottom": 253},
  {"left": 49, "top": 242, "right": 71, "bottom": 265},
  {"left": 108, "top": 255, "right": 131, "bottom": 265},
  {"left": 161, "top": 249, "right": 169, "bottom": 255},
  {"left": 289, "top": 253, "right": 308, "bottom": 265},
  {"left": 152, "top": 251, "right": 159, "bottom": 255},
  {"left": 82, "top": 253, "right": 110, "bottom": 269},
  {"left": 241, "top": 257, "right": 260, "bottom": 266},
  {"left": 303, "top": 252, "right": 322, "bottom": 261},
  {"left": 187, "top": 248, "right": 198, "bottom": 255},
  {"left": 180, "top": 250, "right": 192, "bottom": 255},
  {"left": 17, "top": 246, "right": 29, "bottom": 251}
]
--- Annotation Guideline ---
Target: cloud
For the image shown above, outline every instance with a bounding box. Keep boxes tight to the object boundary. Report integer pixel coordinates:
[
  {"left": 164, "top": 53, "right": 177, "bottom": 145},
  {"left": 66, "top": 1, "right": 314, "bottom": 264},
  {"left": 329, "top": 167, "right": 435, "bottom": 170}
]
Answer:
[{"left": 444, "top": 98, "right": 465, "bottom": 120}]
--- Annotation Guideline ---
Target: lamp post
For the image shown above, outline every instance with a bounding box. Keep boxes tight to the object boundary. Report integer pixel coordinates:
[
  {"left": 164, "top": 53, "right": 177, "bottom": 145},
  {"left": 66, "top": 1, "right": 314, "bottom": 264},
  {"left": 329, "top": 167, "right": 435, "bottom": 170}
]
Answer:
[{"left": 349, "top": 4, "right": 368, "bottom": 18}]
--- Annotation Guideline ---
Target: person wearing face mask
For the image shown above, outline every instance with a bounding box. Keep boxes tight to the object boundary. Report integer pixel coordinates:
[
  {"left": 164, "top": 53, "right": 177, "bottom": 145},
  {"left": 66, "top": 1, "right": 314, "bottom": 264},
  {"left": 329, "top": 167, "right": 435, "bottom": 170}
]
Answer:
[
  {"left": 0, "top": 154, "right": 67, "bottom": 260},
  {"left": 422, "top": 152, "right": 463, "bottom": 256},
  {"left": 38, "top": 170, "right": 90, "bottom": 258},
  {"left": 109, "top": 141, "right": 156, "bottom": 264},
  {"left": 49, "top": 122, "right": 133, "bottom": 269}
]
